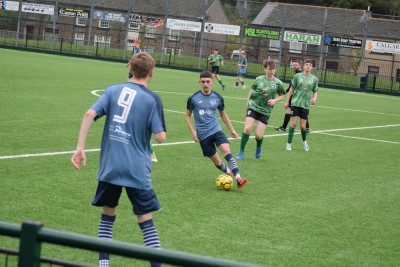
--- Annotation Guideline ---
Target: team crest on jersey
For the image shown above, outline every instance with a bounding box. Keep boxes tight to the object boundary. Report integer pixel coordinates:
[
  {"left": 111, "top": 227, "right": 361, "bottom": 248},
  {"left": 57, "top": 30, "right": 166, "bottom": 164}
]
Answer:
[
  {"left": 210, "top": 100, "right": 217, "bottom": 106},
  {"left": 271, "top": 84, "right": 277, "bottom": 89}
]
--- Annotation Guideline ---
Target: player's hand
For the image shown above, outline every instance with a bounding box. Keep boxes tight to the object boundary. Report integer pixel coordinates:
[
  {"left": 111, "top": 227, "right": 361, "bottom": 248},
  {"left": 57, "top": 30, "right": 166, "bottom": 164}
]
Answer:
[
  {"left": 267, "top": 99, "right": 275, "bottom": 106},
  {"left": 283, "top": 102, "right": 289, "bottom": 108},
  {"left": 231, "top": 131, "right": 239, "bottom": 139},
  {"left": 311, "top": 98, "right": 317, "bottom": 105},
  {"left": 71, "top": 147, "right": 86, "bottom": 171},
  {"left": 192, "top": 135, "right": 199, "bottom": 142}
]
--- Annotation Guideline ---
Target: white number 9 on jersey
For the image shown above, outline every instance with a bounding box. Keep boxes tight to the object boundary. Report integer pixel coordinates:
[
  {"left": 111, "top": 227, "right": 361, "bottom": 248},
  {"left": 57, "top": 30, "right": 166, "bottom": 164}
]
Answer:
[{"left": 113, "top": 87, "right": 137, "bottom": 124}]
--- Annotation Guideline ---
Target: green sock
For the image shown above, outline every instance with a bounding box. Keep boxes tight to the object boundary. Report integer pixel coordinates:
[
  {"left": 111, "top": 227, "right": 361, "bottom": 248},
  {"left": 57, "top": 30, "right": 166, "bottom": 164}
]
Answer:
[
  {"left": 150, "top": 144, "right": 154, "bottom": 153},
  {"left": 218, "top": 80, "right": 223, "bottom": 85},
  {"left": 301, "top": 130, "right": 307, "bottom": 142},
  {"left": 240, "top": 133, "right": 250, "bottom": 151},
  {"left": 256, "top": 137, "right": 263, "bottom": 148},
  {"left": 288, "top": 127, "right": 295, "bottom": 144}
]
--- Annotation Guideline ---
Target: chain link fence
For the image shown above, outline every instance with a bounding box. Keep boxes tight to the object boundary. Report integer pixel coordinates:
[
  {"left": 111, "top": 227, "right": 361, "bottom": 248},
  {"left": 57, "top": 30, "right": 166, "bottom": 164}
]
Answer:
[{"left": 0, "top": 0, "right": 399, "bottom": 94}]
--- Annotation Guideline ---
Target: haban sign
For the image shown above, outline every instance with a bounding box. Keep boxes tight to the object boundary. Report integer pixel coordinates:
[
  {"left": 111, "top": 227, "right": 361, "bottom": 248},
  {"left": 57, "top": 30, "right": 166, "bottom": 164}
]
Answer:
[{"left": 284, "top": 31, "right": 321, "bottom": 45}]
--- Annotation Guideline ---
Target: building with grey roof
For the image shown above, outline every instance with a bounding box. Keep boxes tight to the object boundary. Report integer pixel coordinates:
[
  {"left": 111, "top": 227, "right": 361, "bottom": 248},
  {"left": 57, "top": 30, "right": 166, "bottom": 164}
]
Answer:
[{"left": 249, "top": 2, "right": 400, "bottom": 81}]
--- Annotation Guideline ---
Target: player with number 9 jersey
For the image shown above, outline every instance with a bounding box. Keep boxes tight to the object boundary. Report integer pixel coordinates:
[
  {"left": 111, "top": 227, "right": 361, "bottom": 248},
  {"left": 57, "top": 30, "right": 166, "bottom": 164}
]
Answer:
[{"left": 91, "top": 83, "right": 165, "bottom": 190}]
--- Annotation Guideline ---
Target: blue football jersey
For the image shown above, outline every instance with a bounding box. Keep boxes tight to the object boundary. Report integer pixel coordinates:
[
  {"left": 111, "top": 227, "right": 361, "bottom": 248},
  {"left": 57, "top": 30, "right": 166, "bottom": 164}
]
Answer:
[
  {"left": 186, "top": 90, "right": 224, "bottom": 141},
  {"left": 91, "top": 82, "right": 166, "bottom": 189}
]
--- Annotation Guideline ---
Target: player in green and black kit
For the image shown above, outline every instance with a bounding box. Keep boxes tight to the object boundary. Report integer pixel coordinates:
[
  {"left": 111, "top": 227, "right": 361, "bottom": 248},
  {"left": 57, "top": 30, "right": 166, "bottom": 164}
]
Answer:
[
  {"left": 236, "top": 60, "right": 286, "bottom": 160},
  {"left": 275, "top": 59, "right": 310, "bottom": 132},
  {"left": 208, "top": 48, "right": 226, "bottom": 90},
  {"left": 284, "top": 59, "right": 318, "bottom": 152}
]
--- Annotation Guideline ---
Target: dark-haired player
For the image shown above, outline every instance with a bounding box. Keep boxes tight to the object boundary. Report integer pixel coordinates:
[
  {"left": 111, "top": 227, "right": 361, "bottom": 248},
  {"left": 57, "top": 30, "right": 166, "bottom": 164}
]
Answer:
[
  {"left": 185, "top": 70, "right": 247, "bottom": 188},
  {"left": 284, "top": 59, "right": 318, "bottom": 152}
]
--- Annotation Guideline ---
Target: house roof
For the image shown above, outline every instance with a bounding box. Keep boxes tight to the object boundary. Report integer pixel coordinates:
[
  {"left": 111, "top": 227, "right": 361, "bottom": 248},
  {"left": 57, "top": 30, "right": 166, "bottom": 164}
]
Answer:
[
  {"left": 251, "top": 2, "right": 400, "bottom": 40},
  {"left": 58, "top": 0, "right": 216, "bottom": 19}
]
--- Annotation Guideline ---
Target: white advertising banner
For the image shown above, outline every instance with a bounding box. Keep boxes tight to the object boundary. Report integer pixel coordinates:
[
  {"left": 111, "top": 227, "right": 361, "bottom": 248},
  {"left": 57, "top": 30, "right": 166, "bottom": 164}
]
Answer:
[
  {"left": 366, "top": 40, "right": 400, "bottom": 54},
  {"left": 204, "top": 22, "right": 240, "bottom": 36},
  {"left": 5, "top": 1, "right": 54, "bottom": 15},
  {"left": 284, "top": 31, "right": 321, "bottom": 45},
  {"left": 166, "top": 18, "right": 201, "bottom": 32}
]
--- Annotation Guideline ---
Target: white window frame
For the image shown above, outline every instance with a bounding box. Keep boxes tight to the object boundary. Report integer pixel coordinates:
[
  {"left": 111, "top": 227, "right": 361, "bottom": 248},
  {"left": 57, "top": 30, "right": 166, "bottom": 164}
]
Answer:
[
  {"left": 99, "top": 20, "right": 109, "bottom": 29},
  {"left": 76, "top": 17, "right": 86, "bottom": 26},
  {"left": 169, "top": 29, "right": 180, "bottom": 41},
  {"left": 128, "top": 21, "right": 140, "bottom": 30},
  {"left": 163, "top": 48, "right": 181, "bottom": 55},
  {"left": 267, "top": 55, "right": 279, "bottom": 63},
  {"left": 94, "top": 35, "right": 111, "bottom": 48},
  {"left": 269, "top": 39, "right": 280, "bottom": 51},
  {"left": 74, "top": 33, "right": 85, "bottom": 45},
  {"left": 143, "top": 45, "right": 155, "bottom": 53},
  {"left": 289, "top": 42, "right": 302, "bottom": 54},
  {"left": 145, "top": 26, "right": 156, "bottom": 38}
]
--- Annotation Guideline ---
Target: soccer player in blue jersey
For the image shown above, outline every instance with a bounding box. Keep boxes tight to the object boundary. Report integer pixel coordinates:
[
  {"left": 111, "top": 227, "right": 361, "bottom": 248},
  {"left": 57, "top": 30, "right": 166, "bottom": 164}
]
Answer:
[
  {"left": 234, "top": 51, "right": 247, "bottom": 90},
  {"left": 185, "top": 70, "right": 248, "bottom": 189},
  {"left": 125, "top": 39, "right": 158, "bottom": 162},
  {"left": 71, "top": 52, "right": 166, "bottom": 267},
  {"left": 126, "top": 39, "right": 142, "bottom": 80}
]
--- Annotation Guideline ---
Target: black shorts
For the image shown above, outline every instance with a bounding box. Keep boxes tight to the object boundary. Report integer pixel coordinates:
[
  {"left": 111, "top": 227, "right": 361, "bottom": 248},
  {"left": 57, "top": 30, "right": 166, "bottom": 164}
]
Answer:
[
  {"left": 199, "top": 131, "right": 229, "bottom": 157},
  {"left": 91, "top": 181, "right": 161, "bottom": 216},
  {"left": 211, "top": 66, "right": 220, "bottom": 74},
  {"left": 291, "top": 106, "right": 309, "bottom": 120},
  {"left": 246, "top": 108, "right": 269, "bottom": 125}
]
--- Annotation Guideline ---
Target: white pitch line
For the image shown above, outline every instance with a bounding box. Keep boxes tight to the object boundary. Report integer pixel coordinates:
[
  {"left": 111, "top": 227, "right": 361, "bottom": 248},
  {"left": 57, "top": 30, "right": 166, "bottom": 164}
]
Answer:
[
  {"left": 319, "top": 133, "right": 400, "bottom": 145},
  {"left": 317, "top": 105, "right": 400, "bottom": 117},
  {"left": 1, "top": 124, "right": 399, "bottom": 160}
]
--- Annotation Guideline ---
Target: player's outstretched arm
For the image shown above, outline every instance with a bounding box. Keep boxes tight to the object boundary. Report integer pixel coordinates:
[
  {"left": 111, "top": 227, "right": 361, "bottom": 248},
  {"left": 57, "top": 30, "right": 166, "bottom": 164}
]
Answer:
[
  {"left": 185, "top": 109, "right": 199, "bottom": 142},
  {"left": 71, "top": 109, "right": 97, "bottom": 171},
  {"left": 219, "top": 110, "right": 238, "bottom": 138}
]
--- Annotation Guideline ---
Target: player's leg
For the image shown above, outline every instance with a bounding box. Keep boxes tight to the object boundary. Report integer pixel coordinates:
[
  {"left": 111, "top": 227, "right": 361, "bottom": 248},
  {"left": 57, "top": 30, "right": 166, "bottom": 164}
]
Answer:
[
  {"left": 237, "top": 114, "right": 256, "bottom": 160},
  {"left": 91, "top": 182, "right": 122, "bottom": 267},
  {"left": 217, "top": 143, "right": 247, "bottom": 188},
  {"left": 276, "top": 98, "right": 292, "bottom": 131},
  {"left": 200, "top": 135, "right": 231, "bottom": 176},
  {"left": 215, "top": 132, "right": 247, "bottom": 188},
  {"left": 215, "top": 69, "right": 225, "bottom": 89},
  {"left": 254, "top": 116, "right": 268, "bottom": 159},
  {"left": 287, "top": 108, "right": 300, "bottom": 150},
  {"left": 239, "top": 74, "right": 246, "bottom": 89},
  {"left": 126, "top": 188, "right": 162, "bottom": 267},
  {"left": 150, "top": 144, "right": 157, "bottom": 162},
  {"left": 299, "top": 109, "right": 310, "bottom": 151},
  {"left": 235, "top": 75, "right": 239, "bottom": 89}
]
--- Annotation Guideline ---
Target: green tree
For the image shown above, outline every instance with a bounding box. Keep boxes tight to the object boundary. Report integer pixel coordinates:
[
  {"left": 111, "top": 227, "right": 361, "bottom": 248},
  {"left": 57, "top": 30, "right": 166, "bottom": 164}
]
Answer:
[{"left": 350, "top": 49, "right": 362, "bottom": 76}]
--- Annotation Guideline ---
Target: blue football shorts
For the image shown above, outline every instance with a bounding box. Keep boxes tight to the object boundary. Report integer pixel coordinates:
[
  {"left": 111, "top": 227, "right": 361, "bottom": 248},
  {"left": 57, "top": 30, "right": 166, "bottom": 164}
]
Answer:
[
  {"left": 199, "top": 131, "right": 229, "bottom": 157},
  {"left": 91, "top": 181, "right": 161, "bottom": 216}
]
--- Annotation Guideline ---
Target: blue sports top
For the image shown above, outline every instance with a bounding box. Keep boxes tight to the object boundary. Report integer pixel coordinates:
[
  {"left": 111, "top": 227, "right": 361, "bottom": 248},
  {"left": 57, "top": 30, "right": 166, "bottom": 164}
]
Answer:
[
  {"left": 186, "top": 90, "right": 224, "bottom": 141},
  {"left": 239, "top": 58, "right": 247, "bottom": 73},
  {"left": 91, "top": 82, "right": 166, "bottom": 190}
]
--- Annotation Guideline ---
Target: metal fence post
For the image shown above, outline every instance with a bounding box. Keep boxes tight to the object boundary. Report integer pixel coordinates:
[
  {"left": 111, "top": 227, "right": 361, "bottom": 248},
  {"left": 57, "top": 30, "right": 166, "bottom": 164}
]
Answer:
[{"left": 18, "top": 221, "right": 43, "bottom": 267}]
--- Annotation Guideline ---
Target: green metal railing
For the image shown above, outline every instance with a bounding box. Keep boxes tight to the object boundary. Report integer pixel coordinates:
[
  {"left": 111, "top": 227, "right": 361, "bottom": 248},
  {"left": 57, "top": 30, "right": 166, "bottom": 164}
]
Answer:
[{"left": 0, "top": 221, "right": 265, "bottom": 267}]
